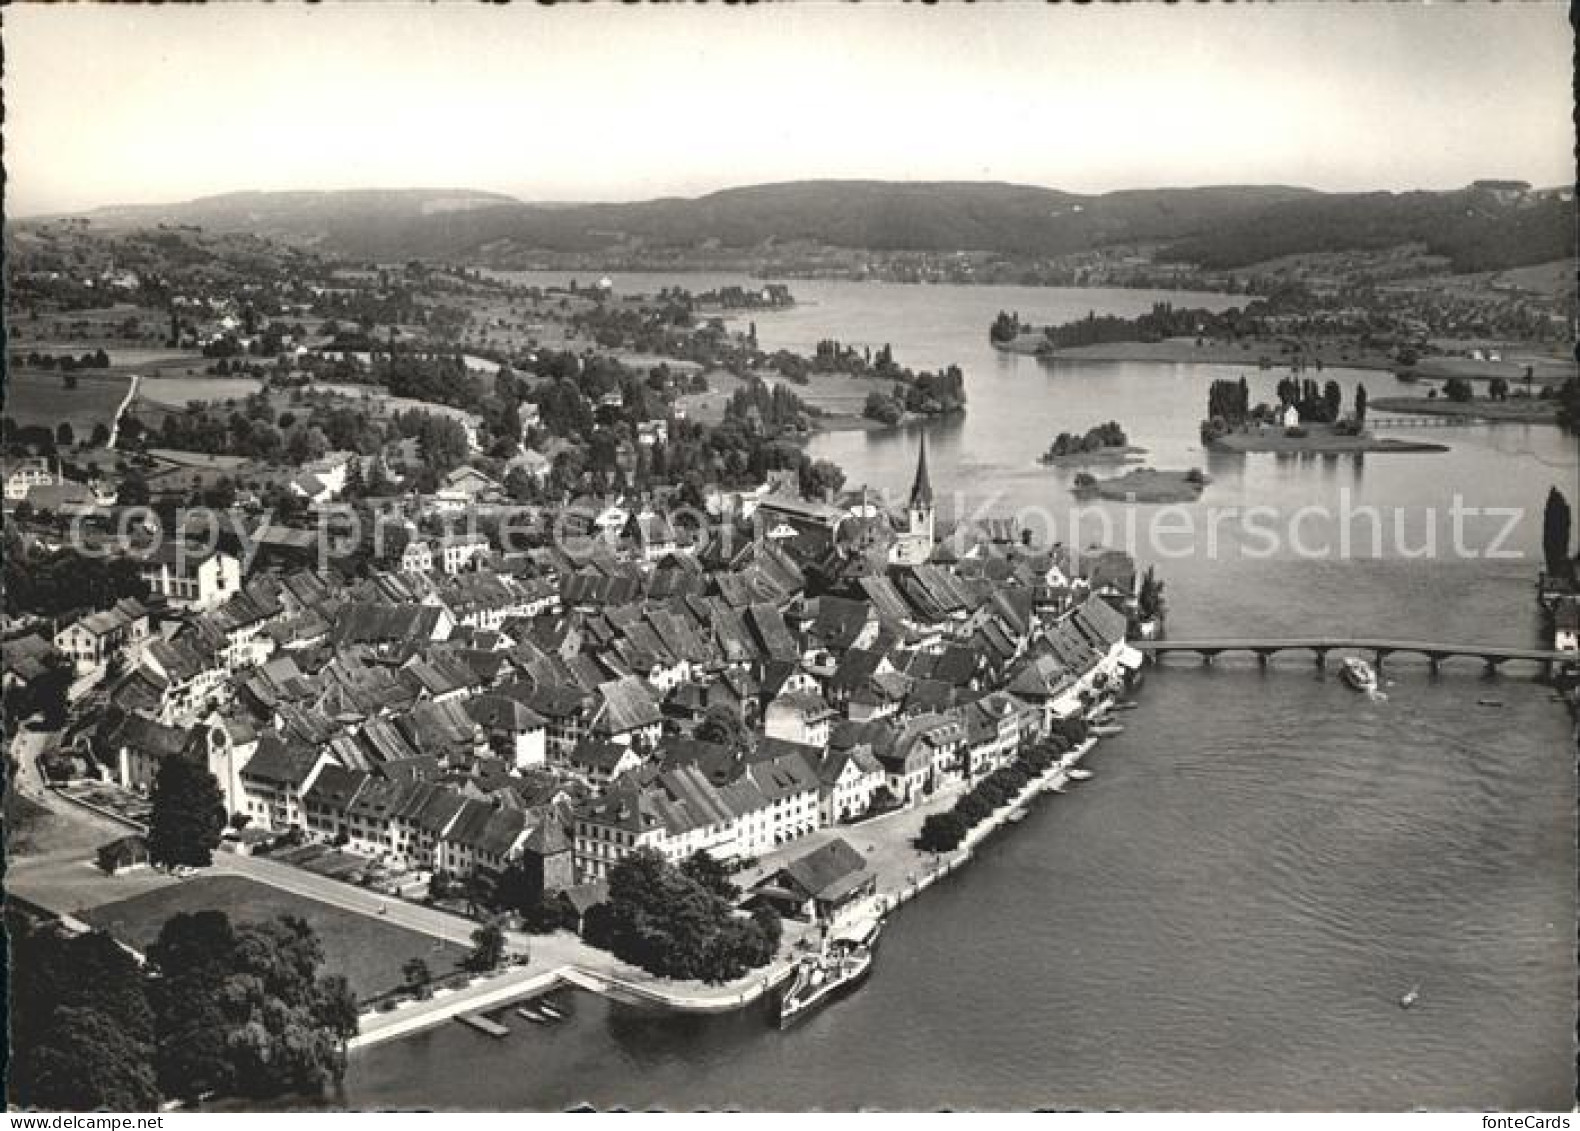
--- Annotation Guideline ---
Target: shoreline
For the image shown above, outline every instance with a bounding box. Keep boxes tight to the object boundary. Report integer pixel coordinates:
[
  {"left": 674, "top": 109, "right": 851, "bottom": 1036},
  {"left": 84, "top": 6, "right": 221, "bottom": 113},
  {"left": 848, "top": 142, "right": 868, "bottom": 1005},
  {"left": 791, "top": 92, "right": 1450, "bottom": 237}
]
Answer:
[
  {"left": 1205, "top": 429, "right": 1448, "bottom": 455},
  {"left": 1367, "top": 396, "right": 1560, "bottom": 424},
  {"left": 346, "top": 734, "right": 1109, "bottom": 1052}
]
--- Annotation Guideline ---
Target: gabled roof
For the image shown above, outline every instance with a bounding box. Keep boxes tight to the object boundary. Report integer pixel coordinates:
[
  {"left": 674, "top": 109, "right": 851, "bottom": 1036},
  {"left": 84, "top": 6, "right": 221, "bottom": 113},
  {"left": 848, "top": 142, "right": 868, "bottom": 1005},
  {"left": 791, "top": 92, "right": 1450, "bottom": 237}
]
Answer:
[
  {"left": 241, "top": 730, "right": 323, "bottom": 787},
  {"left": 774, "top": 837, "right": 871, "bottom": 902},
  {"left": 593, "top": 675, "right": 662, "bottom": 736}
]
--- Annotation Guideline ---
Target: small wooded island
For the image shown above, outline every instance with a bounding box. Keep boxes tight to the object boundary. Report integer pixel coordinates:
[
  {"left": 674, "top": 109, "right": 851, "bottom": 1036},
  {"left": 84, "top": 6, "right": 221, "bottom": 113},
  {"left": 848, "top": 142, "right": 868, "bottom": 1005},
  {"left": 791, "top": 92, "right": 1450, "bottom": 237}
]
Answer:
[
  {"left": 1072, "top": 466, "right": 1210, "bottom": 503},
  {"left": 1199, "top": 376, "right": 1447, "bottom": 454},
  {"left": 1038, "top": 421, "right": 1146, "bottom": 465}
]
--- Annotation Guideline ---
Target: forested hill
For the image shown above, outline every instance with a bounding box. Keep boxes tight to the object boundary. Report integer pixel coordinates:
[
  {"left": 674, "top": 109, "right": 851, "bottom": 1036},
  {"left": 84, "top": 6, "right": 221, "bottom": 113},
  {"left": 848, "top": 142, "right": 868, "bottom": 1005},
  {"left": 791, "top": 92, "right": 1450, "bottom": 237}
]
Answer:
[
  {"left": 1156, "top": 186, "right": 1575, "bottom": 273},
  {"left": 45, "top": 180, "right": 1575, "bottom": 273}
]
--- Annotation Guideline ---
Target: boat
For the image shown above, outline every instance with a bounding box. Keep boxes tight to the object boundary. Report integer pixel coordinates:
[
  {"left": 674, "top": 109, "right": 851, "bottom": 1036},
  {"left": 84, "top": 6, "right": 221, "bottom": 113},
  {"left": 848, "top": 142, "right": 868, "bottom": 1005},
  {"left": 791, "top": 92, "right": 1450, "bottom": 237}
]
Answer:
[
  {"left": 1090, "top": 722, "right": 1125, "bottom": 737},
  {"left": 1112, "top": 700, "right": 1140, "bottom": 712},
  {"left": 537, "top": 999, "right": 566, "bottom": 1020},
  {"left": 1477, "top": 697, "right": 1504, "bottom": 708},
  {"left": 1399, "top": 983, "right": 1420, "bottom": 1009},
  {"left": 777, "top": 936, "right": 877, "bottom": 1029},
  {"left": 458, "top": 1012, "right": 510, "bottom": 1038},
  {"left": 1340, "top": 657, "right": 1379, "bottom": 694},
  {"left": 1006, "top": 808, "right": 1028, "bottom": 824},
  {"left": 515, "top": 1005, "right": 549, "bottom": 1024},
  {"left": 1067, "top": 768, "right": 1094, "bottom": 782}
]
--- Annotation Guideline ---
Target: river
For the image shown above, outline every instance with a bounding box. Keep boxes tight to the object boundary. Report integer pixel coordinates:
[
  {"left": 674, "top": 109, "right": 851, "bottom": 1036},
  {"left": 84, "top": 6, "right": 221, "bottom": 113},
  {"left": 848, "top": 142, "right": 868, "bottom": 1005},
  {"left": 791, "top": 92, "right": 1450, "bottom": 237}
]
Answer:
[{"left": 343, "top": 276, "right": 1577, "bottom": 1109}]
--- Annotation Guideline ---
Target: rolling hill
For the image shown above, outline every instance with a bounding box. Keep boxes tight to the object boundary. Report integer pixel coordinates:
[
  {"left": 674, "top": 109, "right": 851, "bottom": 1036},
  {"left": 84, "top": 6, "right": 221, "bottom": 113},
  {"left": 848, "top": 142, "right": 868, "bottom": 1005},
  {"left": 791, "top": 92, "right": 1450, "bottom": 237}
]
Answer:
[{"left": 44, "top": 180, "right": 1576, "bottom": 272}]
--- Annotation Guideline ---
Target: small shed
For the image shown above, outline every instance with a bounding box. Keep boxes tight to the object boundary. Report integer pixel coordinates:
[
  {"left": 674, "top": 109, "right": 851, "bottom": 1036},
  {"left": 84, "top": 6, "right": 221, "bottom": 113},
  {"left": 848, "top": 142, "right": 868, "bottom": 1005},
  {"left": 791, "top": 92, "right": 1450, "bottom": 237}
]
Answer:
[{"left": 97, "top": 834, "right": 151, "bottom": 875}]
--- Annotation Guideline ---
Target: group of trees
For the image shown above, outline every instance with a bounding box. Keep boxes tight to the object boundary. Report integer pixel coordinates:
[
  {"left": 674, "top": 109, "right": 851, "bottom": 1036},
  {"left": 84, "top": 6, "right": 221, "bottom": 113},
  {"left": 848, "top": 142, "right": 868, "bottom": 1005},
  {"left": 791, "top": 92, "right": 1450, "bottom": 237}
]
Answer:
[
  {"left": 10, "top": 911, "right": 356, "bottom": 1111},
  {"left": 583, "top": 849, "right": 782, "bottom": 984},
  {"left": 1040, "top": 421, "right": 1128, "bottom": 461},
  {"left": 1275, "top": 376, "right": 1346, "bottom": 424},
  {"left": 14, "top": 348, "right": 112, "bottom": 372},
  {"left": 917, "top": 737, "right": 1073, "bottom": 853},
  {"left": 3, "top": 537, "right": 150, "bottom": 618},
  {"left": 1440, "top": 376, "right": 1475, "bottom": 403},
  {"left": 989, "top": 310, "right": 1024, "bottom": 344}
]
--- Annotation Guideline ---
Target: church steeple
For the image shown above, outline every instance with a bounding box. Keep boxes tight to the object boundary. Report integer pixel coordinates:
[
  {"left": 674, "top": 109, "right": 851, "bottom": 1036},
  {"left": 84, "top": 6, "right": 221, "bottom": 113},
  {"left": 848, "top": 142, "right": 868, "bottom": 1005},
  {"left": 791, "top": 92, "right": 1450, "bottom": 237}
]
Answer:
[{"left": 909, "top": 432, "right": 933, "bottom": 508}]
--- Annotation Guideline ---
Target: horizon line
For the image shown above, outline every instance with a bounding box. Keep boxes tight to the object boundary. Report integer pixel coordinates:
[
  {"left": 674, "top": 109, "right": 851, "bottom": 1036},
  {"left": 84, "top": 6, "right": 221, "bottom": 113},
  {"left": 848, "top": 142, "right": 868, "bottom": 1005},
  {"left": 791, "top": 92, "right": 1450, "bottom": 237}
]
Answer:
[{"left": 10, "top": 174, "right": 1567, "bottom": 223}]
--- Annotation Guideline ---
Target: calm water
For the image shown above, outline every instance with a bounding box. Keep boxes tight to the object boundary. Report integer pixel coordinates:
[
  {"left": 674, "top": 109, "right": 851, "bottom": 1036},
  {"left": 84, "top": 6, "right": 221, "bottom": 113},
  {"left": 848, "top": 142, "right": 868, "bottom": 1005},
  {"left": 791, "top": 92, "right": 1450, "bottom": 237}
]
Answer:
[{"left": 345, "top": 277, "right": 1578, "bottom": 1109}]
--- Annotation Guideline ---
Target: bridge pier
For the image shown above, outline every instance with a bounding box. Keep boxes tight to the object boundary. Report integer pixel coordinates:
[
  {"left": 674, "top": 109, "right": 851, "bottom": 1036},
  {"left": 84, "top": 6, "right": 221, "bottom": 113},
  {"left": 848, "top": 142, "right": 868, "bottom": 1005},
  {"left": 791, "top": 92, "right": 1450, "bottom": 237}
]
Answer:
[
  {"left": 1255, "top": 651, "right": 1269, "bottom": 668},
  {"left": 1427, "top": 656, "right": 1441, "bottom": 674},
  {"left": 1484, "top": 657, "right": 1504, "bottom": 676},
  {"left": 1312, "top": 648, "right": 1328, "bottom": 671}
]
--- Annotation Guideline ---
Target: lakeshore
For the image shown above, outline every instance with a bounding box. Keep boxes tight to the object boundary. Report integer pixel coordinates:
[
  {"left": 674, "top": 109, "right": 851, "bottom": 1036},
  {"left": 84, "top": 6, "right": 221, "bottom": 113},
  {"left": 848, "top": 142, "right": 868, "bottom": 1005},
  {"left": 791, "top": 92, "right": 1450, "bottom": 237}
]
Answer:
[
  {"left": 1367, "top": 395, "right": 1561, "bottom": 424},
  {"left": 346, "top": 735, "right": 1108, "bottom": 1051}
]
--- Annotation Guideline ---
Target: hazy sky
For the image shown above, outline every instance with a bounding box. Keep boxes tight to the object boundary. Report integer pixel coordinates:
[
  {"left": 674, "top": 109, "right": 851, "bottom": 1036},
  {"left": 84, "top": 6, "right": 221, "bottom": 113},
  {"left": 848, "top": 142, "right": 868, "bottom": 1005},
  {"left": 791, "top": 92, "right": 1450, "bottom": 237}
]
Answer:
[{"left": 4, "top": 2, "right": 1574, "bottom": 215}]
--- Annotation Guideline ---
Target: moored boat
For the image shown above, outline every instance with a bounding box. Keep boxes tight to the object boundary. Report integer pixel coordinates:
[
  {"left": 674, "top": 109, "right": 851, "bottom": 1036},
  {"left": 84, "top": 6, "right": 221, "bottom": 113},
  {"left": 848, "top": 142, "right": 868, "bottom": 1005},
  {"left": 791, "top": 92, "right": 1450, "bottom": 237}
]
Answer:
[
  {"left": 1068, "top": 767, "right": 1094, "bottom": 782},
  {"left": 1340, "top": 657, "right": 1379, "bottom": 694},
  {"left": 515, "top": 1005, "right": 549, "bottom": 1024},
  {"left": 777, "top": 936, "right": 877, "bottom": 1029}
]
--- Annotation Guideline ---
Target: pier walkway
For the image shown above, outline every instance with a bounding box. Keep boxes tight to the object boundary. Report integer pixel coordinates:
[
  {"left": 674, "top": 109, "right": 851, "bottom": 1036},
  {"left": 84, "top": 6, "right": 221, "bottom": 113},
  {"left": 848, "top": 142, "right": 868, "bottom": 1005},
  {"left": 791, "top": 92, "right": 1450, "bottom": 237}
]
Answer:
[{"left": 1136, "top": 638, "right": 1567, "bottom": 674}]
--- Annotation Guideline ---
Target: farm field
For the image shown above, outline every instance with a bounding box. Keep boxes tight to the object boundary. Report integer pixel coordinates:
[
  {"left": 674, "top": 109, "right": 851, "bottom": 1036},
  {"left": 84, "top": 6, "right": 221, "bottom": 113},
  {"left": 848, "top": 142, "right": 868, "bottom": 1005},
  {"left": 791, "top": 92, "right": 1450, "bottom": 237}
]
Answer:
[
  {"left": 82, "top": 874, "right": 462, "bottom": 1003},
  {"left": 3, "top": 369, "right": 133, "bottom": 435},
  {"left": 139, "top": 374, "right": 265, "bottom": 405}
]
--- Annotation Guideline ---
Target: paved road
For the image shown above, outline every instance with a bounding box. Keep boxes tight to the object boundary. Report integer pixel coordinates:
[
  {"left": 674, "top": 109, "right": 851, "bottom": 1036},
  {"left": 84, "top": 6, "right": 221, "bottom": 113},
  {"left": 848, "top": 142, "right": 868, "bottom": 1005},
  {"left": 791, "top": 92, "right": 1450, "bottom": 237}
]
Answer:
[{"left": 8, "top": 728, "right": 176, "bottom": 916}]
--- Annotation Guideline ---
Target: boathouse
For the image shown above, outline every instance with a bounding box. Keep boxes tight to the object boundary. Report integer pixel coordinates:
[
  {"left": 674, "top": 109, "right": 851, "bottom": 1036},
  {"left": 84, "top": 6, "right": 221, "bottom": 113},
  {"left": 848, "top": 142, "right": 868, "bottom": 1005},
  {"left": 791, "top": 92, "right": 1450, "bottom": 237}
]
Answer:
[{"left": 750, "top": 837, "right": 875, "bottom": 923}]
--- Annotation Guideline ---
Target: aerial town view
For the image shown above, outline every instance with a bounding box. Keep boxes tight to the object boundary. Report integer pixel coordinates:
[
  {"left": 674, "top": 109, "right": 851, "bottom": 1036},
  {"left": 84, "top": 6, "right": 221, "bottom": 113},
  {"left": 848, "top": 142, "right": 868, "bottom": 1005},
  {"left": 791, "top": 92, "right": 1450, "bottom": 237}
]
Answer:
[{"left": 3, "top": 3, "right": 1576, "bottom": 1118}]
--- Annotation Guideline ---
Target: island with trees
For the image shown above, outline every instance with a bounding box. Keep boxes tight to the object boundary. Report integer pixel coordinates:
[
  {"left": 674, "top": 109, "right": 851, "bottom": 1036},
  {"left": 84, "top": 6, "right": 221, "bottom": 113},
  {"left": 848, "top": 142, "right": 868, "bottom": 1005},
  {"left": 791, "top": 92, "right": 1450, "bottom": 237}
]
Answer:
[
  {"left": 1037, "top": 421, "right": 1144, "bottom": 465},
  {"left": 1199, "top": 375, "right": 1448, "bottom": 455},
  {"left": 1071, "top": 466, "right": 1210, "bottom": 504}
]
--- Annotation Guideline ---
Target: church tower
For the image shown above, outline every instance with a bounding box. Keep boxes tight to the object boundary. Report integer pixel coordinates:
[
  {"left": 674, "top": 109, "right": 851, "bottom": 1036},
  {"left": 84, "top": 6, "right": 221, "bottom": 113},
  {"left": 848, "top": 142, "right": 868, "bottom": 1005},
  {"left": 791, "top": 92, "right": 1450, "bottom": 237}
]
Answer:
[{"left": 907, "top": 431, "right": 935, "bottom": 549}]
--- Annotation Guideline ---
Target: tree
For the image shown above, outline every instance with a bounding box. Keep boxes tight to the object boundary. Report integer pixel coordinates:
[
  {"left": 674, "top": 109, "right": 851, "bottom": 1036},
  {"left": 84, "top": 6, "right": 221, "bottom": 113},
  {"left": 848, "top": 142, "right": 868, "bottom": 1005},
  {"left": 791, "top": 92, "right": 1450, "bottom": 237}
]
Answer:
[
  {"left": 1542, "top": 487, "right": 1573, "bottom": 581},
  {"left": 117, "top": 470, "right": 151, "bottom": 507},
  {"left": 10, "top": 927, "right": 159, "bottom": 1111},
  {"left": 56, "top": 421, "right": 75, "bottom": 447},
  {"left": 402, "top": 958, "right": 433, "bottom": 999},
  {"left": 146, "top": 911, "right": 355, "bottom": 1102},
  {"left": 91, "top": 421, "right": 112, "bottom": 446},
  {"left": 694, "top": 704, "right": 748, "bottom": 750},
  {"left": 1442, "top": 376, "right": 1474, "bottom": 403},
  {"left": 468, "top": 921, "right": 507, "bottom": 972},
  {"left": 147, "top": 753, "right": 227, "bottom": 868},
  {"left": 1556, "top": 377, "right": 1580, "bottom": 436},
  {"left": 1354, "top": 384, "right": 1368, "bottom": 429},
  {"left": 680, "top": 849, "right": 739, "bottom": 901}
]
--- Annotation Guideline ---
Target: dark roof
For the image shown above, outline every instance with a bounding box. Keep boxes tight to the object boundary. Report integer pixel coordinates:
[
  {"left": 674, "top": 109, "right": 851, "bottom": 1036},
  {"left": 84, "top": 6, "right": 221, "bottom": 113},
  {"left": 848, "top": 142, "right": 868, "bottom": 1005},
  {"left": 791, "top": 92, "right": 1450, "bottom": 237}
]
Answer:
[
  {"left": 241, "top": 731, "right": 322, "bottom": 786},
  {"left": 774, "top": 837, "right": 870, "bottom": 901}
]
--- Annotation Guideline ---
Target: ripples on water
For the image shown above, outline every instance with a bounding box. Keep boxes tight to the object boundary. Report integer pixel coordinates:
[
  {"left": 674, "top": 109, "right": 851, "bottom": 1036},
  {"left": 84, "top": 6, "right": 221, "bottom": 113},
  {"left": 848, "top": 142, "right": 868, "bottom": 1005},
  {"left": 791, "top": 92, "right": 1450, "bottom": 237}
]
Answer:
[{"left": 345, "top": 278, "right": 1575, "bottom": 1110}]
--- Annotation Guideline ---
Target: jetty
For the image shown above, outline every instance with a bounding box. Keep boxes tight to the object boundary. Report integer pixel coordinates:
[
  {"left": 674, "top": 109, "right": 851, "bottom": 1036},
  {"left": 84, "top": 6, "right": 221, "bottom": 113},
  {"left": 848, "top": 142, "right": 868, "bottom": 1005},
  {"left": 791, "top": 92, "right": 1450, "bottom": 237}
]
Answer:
[{"left": 1136, "top": 638, "right": 1566, "bottom": 675}]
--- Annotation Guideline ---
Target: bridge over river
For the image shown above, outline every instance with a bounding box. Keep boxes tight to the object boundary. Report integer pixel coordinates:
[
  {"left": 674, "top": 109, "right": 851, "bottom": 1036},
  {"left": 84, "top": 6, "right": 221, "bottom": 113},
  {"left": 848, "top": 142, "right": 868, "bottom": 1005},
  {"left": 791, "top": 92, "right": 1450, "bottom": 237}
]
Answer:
[{"left": 1135, "top": 637, "right": 1568, "bottom": 676}]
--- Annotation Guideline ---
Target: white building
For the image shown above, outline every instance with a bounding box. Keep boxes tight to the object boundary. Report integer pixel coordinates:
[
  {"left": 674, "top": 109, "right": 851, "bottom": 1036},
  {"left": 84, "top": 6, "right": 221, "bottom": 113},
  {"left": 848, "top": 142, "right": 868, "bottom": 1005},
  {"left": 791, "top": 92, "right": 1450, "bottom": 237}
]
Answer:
[{"left": 140, "top": 545, "right": 242, "bottom": 610}]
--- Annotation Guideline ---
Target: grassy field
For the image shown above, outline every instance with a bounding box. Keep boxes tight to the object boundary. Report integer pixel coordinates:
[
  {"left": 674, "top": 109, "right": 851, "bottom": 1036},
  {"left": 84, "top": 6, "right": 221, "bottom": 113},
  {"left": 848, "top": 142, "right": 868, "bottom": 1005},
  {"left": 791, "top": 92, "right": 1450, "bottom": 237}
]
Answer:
[
  {"left": 139, "top": 374, "right": 265, "bottom": 406},
  {"left": 82, "top": 874, "right": 466, "bottom": 1002},
  {"left": 4, "top": 369, "right": 133, "bottom": 435},
  {"left": 1368, "top": 395, "right": 1560, "bottom": 423}
]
